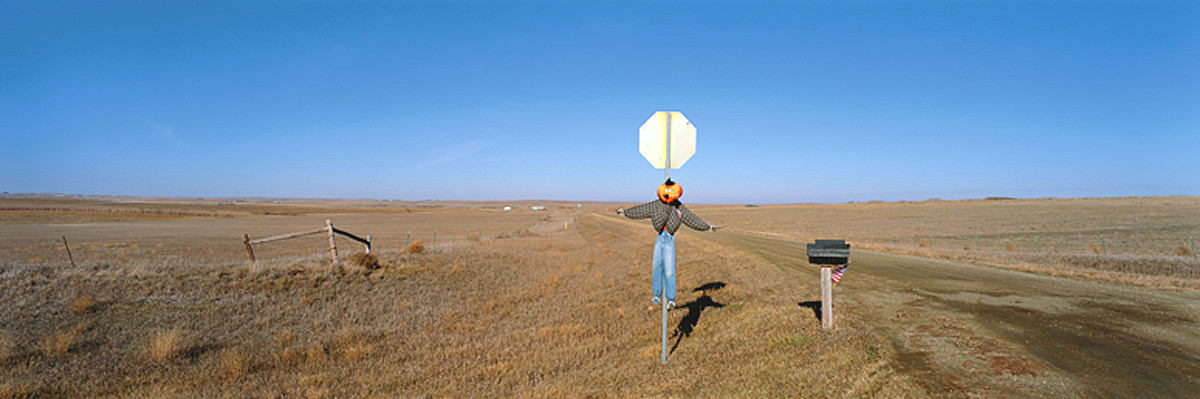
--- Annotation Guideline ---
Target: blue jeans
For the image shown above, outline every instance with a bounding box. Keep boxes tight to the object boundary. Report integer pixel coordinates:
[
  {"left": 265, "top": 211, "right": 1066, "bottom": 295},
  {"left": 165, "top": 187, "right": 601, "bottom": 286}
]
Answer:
[{"left": 652, "top": 231, "right": 677, "bottom": 301}]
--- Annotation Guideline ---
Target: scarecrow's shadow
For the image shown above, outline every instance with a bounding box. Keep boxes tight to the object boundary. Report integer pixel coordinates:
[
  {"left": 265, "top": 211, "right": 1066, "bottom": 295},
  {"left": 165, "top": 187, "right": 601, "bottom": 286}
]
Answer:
[
  {"left": 798, "top": 301, "right": 822, "bottom": 323},
  {"left": 693, "top": 282, "right": 726, "bottom": 293},
  {"left": 668, "top": 282, "right": 727, "bottom": 355}
]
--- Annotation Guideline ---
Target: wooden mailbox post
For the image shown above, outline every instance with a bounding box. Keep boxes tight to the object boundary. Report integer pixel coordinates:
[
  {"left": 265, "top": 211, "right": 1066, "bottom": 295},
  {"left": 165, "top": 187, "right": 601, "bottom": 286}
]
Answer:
[{"left": 806, "top": 239, "right": 850, "bottom": 330}]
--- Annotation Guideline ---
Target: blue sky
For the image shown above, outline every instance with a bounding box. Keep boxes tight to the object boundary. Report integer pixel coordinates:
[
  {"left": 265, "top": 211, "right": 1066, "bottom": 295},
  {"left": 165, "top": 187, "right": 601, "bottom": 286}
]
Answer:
[{"left": 3, "top": 1, "right": 1197, "bottom": 203}]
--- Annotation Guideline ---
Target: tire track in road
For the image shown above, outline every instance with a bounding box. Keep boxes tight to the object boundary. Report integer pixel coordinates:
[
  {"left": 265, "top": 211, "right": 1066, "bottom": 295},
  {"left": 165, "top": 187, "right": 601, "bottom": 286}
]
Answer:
[{"left": 703, "top": 229, "right": 1200, "bottom": 398}]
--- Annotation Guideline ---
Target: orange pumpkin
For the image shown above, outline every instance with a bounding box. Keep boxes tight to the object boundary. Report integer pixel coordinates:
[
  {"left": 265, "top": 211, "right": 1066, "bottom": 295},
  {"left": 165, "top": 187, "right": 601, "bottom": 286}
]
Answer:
[{"left": 657, "top": 180, "right": 682, "bottom": 203}]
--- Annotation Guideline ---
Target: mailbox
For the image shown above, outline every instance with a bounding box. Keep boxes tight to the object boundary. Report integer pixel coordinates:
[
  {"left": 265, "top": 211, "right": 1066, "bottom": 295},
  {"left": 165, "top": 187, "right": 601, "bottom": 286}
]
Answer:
[{"left": 806, "top": 239, "right": 850, "bottom": 265}]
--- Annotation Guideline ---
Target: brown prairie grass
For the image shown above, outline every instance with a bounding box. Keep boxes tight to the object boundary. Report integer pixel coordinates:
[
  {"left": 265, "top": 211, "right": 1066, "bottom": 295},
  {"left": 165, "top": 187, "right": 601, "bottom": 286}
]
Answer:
[
  {"left": 0, "top": 202, "right": 924, "bottom": 396},
  {"left": 697, "top": 197, "right": 1200, "bottom": 289},
  {"left": 700, "top": 196, "right": 1199, "bottom": 259},
  {"left": 327, "top": 329, "right": 377, "bottom": 361},
  {"left": 407, "top": 239, "right": 425, "bottom": 254},
  {"left": 275, "top": 331, "right": 296, "bottom": 347},
  {"left": 854, "top": 241, "right": 1200, "bottom": 290},
  {"left": 0, "top": 382, "right": 37, "bottom": 399},
  {"left": 1176, "top": 246, "right": 1194, "bottom": 257},
  {"left": 70, "top": 295, "right": 95, "bottom": 315},
  {"left": 42, "top": 320, "right": 92, "bottom": 357},
  {"left": 218, "top": 348, "right": 248, "bottom": 381},
  {"left": 304, "top": 344, "right": 328, "bottom": 365},
  {"left": 0, "top": 333, "right": 12, "bottom": 364},
  {"left": 275, "top": 346, "right": 305, "bottom": 365},
  {"left": 146, "top": 328, "right": 185, "bottom": 363}
]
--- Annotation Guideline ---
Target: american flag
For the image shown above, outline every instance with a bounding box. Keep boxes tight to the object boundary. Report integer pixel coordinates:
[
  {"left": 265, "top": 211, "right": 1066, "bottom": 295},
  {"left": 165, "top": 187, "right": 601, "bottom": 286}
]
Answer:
[{"left": 831, "top": 264, "right": 848, "bottom": 284}]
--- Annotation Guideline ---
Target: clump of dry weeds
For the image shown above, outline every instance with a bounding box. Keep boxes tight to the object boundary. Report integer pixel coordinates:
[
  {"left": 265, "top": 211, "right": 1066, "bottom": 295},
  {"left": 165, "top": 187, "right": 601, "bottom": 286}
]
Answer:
[
  {"left": 218, "top": 348, "right": 248, "bottom": 381},
  {"left": 408, "top": 239, "right": 425, "bottom": 254},
  {"left": 70, "top": 295, "right": 95, "bottom": 315},
  {"left": 1175, "top": 246, "right": 1194, "bottom": 257},
  {"left": 348, "top": 252, "right": 381, "bottom": 271},
  {"left": 304, "top": 344, "right": 328, "bottom": 365},
  {"left": 41, "top": 320, "right": 91, "bottom": 357},
  {"left": 146, "top": 329, "right": 185, "bottom": 363}
]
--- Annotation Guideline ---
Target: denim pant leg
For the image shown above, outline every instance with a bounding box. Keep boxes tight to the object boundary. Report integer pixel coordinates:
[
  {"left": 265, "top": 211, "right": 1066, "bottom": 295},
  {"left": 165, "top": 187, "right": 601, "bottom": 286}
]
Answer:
[
  {"left": 652, "top": 231, "right": 670, "bottom": 298},
  {"left": 663, "top": 232, "right": 677, "bottom": 301}
]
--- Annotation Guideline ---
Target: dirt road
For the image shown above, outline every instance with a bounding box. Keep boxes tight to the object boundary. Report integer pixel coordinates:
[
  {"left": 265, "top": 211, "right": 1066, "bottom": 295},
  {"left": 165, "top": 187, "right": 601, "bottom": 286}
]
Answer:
[{"left": 706, "top": 230, "right": 1200, "bottom": 398}]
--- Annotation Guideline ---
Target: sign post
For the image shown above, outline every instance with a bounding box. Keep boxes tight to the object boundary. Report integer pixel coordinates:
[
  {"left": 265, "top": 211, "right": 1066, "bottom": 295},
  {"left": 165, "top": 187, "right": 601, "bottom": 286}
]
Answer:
[
  {"left": 640, "top": 111, "right": 696, "bottom": 180},
  {"left": 807, "top": 239, "right": 850, "bottom": 330},
  {"left": 639, "top": 111, "right": 696, "bottom": 364}
]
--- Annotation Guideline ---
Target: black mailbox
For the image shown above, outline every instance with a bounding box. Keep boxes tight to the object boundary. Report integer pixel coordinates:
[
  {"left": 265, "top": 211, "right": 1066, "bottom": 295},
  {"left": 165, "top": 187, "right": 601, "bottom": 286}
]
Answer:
[{"left": 806, "top": 239, "right": 850, "bottom": 265}]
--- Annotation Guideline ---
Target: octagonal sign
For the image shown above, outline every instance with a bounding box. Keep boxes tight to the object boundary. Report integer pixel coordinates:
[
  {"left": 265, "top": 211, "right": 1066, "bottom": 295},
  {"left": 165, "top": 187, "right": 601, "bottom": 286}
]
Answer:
[{"left": 639, "top": 111, "right": 696, "bottom": 170}]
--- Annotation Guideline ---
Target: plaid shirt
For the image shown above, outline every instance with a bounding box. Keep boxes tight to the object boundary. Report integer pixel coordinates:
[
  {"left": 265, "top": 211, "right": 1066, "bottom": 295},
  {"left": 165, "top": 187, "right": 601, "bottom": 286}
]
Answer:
[{"left": 622, "top": 200, "right": 711, "bottom": 235}]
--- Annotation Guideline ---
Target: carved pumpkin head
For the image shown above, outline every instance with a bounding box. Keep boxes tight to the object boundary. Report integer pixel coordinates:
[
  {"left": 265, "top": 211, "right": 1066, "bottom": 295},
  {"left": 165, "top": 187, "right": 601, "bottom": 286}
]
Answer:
[{"left": 657, "top": 179, "right": 682, "bottom": 203}]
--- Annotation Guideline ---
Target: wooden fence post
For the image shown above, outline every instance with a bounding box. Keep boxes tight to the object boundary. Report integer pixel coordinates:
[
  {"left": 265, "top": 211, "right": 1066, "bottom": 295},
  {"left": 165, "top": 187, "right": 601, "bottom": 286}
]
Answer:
[
  {"left": 243, "top": 234, "right": 256, "bottom": 267},
  {"left": 1192, "top": 236, "right": 1197, "bottom": 260},
  {"left": 62, "top": 236, "right": 76, "bottom": 268},
  {"left": 245, "top": 223, "right": 369, "bottom": 266},
  {"left": 326, "top": 219, "right": 338, "bottom": 265},
  {"left": 821, "top": 266, "right": 833, "bottom": 330}
]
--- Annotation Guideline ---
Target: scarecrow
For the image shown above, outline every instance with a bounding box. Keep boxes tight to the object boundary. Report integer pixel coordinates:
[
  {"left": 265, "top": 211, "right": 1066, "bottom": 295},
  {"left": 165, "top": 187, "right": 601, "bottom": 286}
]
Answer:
[{"left": 618, "top": 179, "right": 715, "bottom": 307}]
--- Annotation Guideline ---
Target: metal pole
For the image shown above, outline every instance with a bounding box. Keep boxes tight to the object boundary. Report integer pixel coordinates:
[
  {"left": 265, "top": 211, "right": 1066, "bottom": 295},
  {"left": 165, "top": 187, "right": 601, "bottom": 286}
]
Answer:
[
  {"left": 664, "top": 111, "right": 671, "bottom": 180},
  {"left": 661, "top": 111, "right": 671, "bottom": 364},
  {"left": 661, "top": 283, "right": 668, "bottom": 364}
]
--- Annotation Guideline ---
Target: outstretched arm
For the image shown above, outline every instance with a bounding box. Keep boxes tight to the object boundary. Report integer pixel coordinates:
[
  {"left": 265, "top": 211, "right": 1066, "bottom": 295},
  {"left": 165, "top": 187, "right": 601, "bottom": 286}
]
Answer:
[
  {"left": 678, "top": 204, "right": 713, "bottom": 231},
  {"left": 619, "top": 201, "right": 657, "bottom": 219}
]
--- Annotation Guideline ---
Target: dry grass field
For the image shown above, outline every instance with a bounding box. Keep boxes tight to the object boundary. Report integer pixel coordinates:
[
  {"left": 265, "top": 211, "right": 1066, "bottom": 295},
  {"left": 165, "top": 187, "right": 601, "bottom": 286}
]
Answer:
[
  {"left": 0, "top": 198, "right": 923, "bottom": 398},
  {"left": 2, "top": 196, "right": 1197, "bottom": 397},
  {"left": 697, "top": 196, "right": 1200, "bottom": 289}
]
